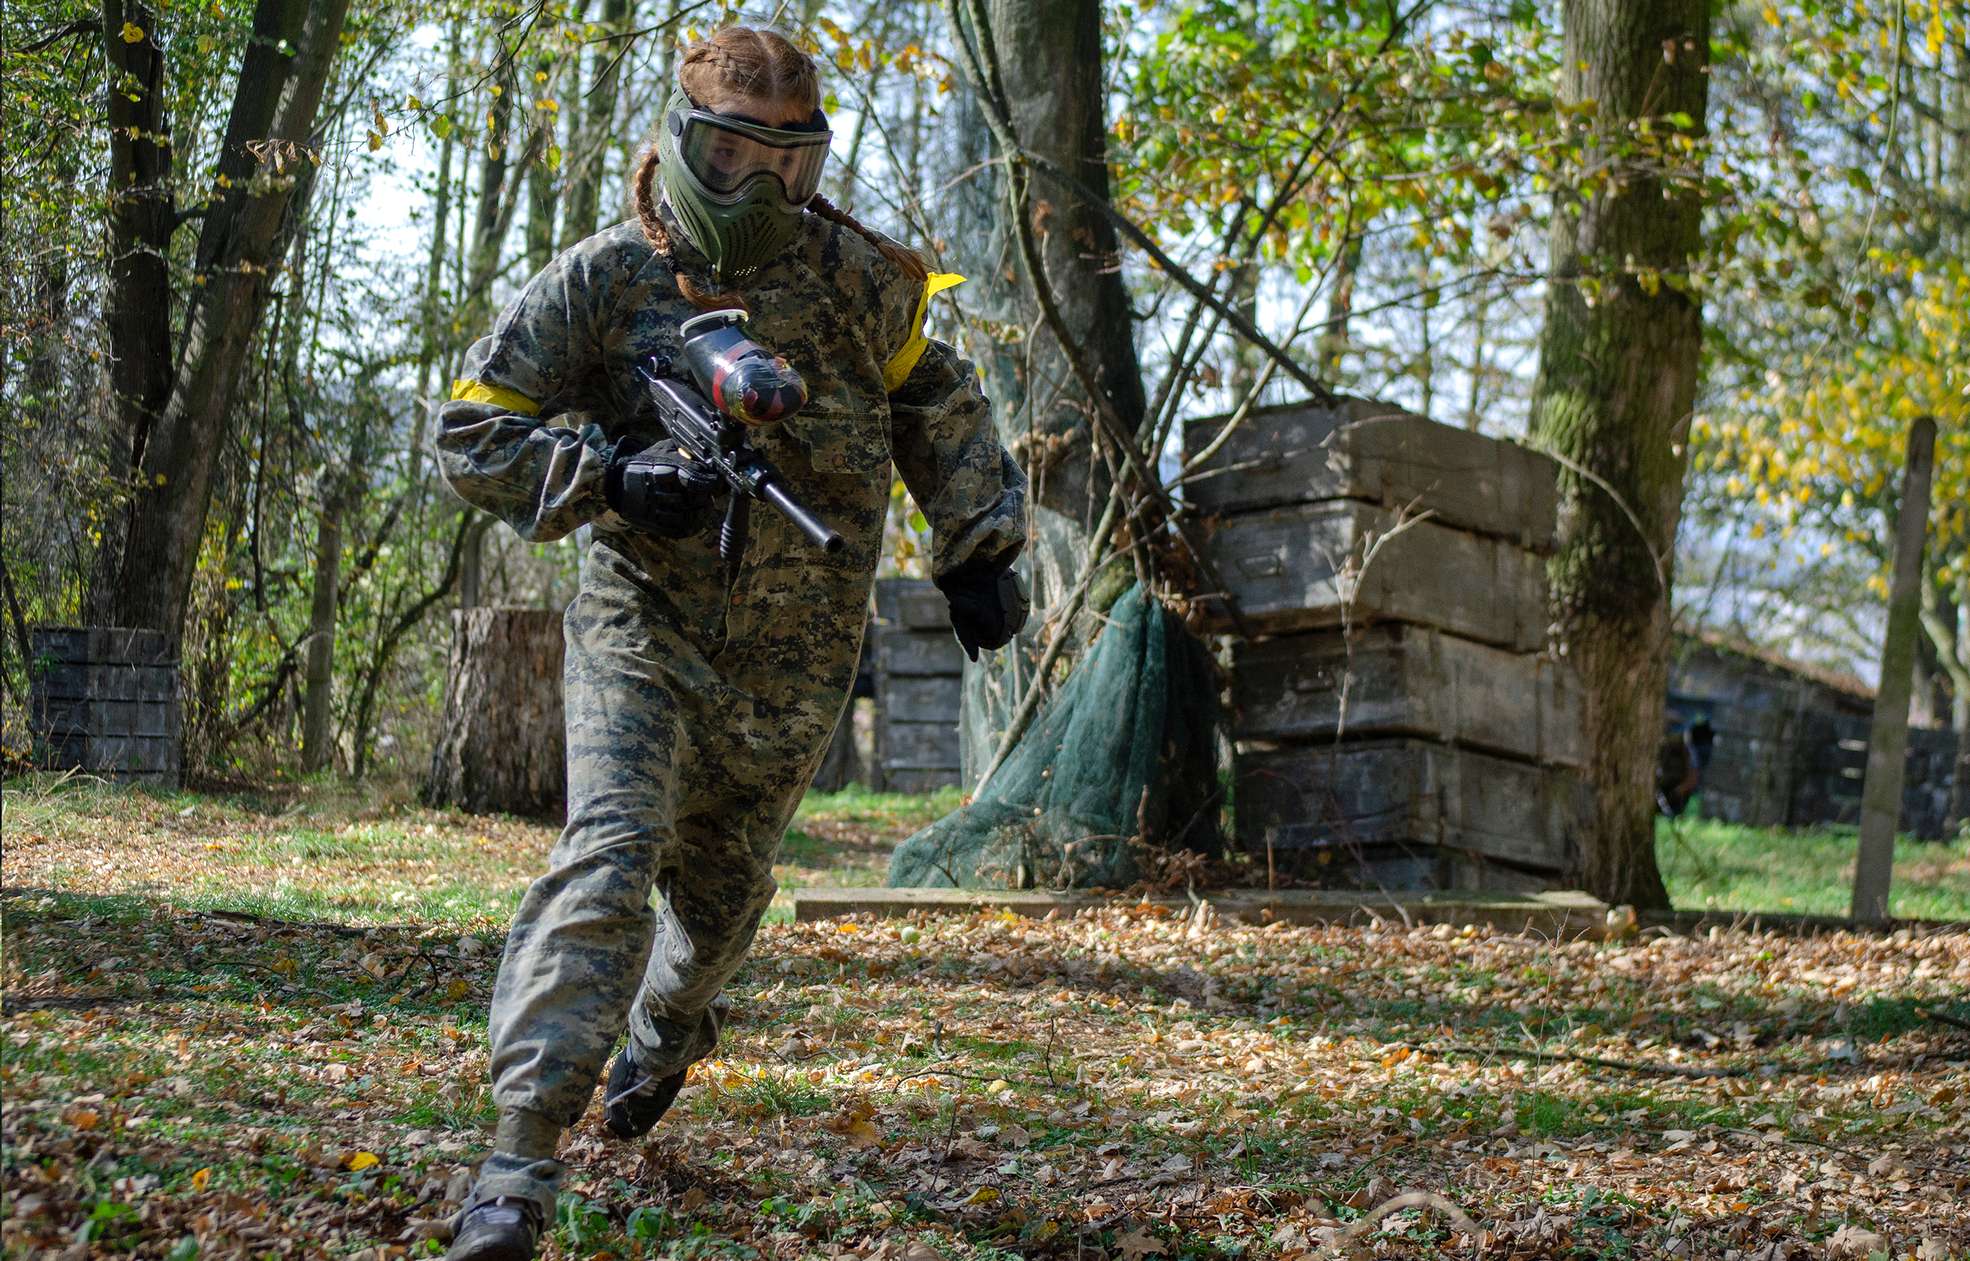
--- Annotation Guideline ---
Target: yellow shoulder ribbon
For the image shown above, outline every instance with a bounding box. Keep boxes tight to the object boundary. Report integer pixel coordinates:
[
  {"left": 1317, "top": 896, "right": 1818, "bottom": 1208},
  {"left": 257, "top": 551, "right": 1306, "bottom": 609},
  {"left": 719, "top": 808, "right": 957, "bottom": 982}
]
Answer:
[
  {"left": 450, "top": 379, "right": 542, "bottom": 416},
  {"left": 882, "top": 272, "right": 966, "bottom": 394}
]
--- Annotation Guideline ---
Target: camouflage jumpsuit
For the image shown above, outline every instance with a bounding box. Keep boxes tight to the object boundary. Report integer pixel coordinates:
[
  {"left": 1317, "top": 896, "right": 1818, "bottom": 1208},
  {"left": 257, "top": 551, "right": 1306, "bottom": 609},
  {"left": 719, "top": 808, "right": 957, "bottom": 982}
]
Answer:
[{"left": 434, "top": 212, "right": 1026, "bottom": 1217}]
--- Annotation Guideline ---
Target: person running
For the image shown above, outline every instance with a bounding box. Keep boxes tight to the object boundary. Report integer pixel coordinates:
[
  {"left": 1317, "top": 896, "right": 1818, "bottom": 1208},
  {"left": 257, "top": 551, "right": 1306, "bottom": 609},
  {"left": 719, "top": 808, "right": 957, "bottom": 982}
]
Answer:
[{"left": 435, "top": 24, "right": 1029, "bottom": 1261}]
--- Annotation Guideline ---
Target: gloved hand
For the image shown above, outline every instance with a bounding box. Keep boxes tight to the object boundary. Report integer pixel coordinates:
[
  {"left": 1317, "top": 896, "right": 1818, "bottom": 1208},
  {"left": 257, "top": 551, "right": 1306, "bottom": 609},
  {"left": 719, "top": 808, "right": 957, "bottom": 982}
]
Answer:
[
  {"left": 935, "top": 560, "right": 1030, "bottom": 661},
  {"left": 604, "top": 438, "right": 720, "bottom": 537}
]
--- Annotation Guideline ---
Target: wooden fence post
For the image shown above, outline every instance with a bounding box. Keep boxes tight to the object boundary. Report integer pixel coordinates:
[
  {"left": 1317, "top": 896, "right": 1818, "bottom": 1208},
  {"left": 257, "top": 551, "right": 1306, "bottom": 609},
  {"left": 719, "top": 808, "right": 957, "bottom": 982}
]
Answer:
[{"left": 1851, "top": 415, "right": 1937, "bottom": 924}]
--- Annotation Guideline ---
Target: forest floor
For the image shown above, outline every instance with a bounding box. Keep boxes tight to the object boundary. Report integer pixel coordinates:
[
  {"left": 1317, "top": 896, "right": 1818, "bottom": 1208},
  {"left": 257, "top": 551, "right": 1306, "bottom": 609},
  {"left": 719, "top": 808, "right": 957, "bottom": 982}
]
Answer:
[{"left": 3, "top": 775, "right": 1969, "bottom": 1259}]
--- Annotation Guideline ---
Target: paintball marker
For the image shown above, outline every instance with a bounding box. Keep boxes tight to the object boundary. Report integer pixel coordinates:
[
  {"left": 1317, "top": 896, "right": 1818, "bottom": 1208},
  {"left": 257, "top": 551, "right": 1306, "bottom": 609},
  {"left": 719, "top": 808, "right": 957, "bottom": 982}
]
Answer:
[{"left": 638, "top": 309, "right": 843, "bottom": 576}]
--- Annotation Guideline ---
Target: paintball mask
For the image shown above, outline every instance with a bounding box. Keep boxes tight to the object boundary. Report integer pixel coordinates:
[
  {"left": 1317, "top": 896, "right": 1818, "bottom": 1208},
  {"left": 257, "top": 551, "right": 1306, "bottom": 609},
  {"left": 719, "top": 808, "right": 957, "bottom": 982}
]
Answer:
[{"left": 658, "top": 86, "right": 832, "bottom": 284}]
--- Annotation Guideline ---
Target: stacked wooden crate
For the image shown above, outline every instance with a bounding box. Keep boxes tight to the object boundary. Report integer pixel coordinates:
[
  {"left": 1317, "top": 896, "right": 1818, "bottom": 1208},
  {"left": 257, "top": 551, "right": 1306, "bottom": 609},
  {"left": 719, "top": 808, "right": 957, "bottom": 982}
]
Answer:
[
  {"left": 29, "top": 626, "right": 182, "bottom": 789},
  {"left": 1185, "top": 397, "right": 1585, "bottom": 890},
  {"left": 871, "top": 578, "right": 964, "bottom": 792}
]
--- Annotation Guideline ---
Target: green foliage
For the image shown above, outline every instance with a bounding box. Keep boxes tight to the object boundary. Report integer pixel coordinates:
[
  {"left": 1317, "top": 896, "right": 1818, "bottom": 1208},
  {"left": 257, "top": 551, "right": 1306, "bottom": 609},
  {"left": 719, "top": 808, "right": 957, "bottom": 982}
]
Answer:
[{"left": 3, "top": 0, "right": 1961, "bottom": 785}]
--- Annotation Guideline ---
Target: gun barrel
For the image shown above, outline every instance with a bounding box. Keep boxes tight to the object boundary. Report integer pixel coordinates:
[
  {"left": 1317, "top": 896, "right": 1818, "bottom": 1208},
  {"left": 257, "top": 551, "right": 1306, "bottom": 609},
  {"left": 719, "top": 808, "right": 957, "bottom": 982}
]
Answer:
[
  {"left": 760, "top": 480, "right": 844, "bottom": 554},
  {"left": 643, "top": 363, "right": 841, "bottom": 554}
]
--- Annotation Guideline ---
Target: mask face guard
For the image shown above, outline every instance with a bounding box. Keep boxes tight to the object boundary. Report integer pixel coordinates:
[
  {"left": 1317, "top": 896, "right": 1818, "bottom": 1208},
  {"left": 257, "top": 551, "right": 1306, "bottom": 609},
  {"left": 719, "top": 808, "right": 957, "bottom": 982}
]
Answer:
[{"left": 665, "top": 101, "right": 832, "bottom": 208}]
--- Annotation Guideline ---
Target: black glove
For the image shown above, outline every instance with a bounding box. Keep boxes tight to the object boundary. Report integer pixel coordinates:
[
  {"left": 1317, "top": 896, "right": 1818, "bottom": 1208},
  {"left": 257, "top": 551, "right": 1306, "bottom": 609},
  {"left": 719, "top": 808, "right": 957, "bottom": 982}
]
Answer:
[
  {"left": 604, "top": 438, "right": 720, "bottom": 537},
  {"left": 935, "top": 560, "right": 1030, "bottom": 661}
]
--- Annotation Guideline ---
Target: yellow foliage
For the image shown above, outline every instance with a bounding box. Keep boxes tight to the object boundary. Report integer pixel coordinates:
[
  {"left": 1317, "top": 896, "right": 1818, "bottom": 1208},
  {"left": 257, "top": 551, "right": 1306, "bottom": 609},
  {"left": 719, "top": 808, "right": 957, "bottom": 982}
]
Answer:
[{"left": 1700, "top": 261, "right": 1967, "bottom": 572}]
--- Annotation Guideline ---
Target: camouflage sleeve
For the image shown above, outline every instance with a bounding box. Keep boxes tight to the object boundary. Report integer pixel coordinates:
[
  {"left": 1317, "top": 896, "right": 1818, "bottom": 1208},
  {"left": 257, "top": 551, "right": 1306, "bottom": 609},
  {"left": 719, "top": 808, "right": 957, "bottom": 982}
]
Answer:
[
  {"left": 887, "top": 336, "right": 1029, "bottom": 580},
  {"left": 434, "top": 246, "right": 618, "bottom": 543}
]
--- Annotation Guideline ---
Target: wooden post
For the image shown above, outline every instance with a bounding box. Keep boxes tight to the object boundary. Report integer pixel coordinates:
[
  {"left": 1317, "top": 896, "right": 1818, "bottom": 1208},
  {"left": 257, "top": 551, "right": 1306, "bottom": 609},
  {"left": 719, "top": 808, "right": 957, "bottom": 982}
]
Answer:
[{"left": 1852, "top": 416, "right": 1937, "bottom": 924}]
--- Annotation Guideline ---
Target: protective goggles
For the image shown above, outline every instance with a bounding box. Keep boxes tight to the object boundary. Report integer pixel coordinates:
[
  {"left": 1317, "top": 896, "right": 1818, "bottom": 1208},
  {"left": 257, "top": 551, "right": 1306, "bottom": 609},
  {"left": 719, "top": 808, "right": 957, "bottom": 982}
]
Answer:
[{"left": 666, "top": 100, "right": 833, "bottom": 206}]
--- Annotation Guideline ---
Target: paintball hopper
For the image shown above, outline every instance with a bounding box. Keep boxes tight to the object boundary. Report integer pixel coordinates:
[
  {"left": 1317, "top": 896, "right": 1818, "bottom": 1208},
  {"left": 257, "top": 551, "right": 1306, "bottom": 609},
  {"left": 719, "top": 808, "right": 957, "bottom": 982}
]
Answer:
[{"left": 678, "top": 309, "right": 808, "bottom": 427}]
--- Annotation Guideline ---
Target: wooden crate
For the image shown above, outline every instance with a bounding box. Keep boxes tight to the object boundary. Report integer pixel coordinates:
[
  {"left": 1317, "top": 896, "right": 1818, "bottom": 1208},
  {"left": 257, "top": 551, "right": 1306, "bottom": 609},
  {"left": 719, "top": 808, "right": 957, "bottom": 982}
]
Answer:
[
  {"left": 872, "top": 579, "right": 963, "bottom": 790},
  {"left": 1233, "top": 626, "right": 1585, "bottom": 768},
  {"left": 29, "top": 626, "right": 181, "bottom": 787},
  {"left": 1199, "top": 500, "right": 1549, "bottom": 650},
  {"left": 1183, "top": 397, "right": 1560, "bottom": 552},
  {"left": 1234, "top": 738, "right": 1583, "bottom": 880}
]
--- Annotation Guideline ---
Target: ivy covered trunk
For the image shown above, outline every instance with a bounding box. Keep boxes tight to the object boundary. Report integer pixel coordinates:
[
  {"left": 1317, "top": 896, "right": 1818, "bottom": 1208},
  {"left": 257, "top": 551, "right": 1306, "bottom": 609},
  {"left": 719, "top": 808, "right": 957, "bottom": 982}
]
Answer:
[
  {"left": 1529, "top": 0, "right": 1710, "bottom": 908},
  {"left": 942, "top": 0, "right": 1145, "bottom": 786}
]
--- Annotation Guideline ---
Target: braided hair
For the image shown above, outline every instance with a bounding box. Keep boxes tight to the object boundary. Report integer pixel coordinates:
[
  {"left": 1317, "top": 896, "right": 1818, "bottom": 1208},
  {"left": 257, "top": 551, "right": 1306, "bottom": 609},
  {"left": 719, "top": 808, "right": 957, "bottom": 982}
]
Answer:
[{"left": 633, "top": 25, "right": 930, "bottom": 311}]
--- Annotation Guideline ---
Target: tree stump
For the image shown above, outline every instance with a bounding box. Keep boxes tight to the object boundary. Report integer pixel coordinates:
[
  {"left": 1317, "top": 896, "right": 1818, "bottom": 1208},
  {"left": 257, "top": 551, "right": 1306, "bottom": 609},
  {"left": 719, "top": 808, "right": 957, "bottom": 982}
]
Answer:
[{"left": 425, "top": 608, "right": 565, "bottom": 818}]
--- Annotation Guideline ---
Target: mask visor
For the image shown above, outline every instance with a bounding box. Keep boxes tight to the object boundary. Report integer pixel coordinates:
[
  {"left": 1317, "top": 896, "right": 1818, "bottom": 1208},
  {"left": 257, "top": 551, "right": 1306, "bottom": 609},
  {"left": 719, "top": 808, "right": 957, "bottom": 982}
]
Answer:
[{"left": 676, "top": 112, "right": 831, "bottom": 206}]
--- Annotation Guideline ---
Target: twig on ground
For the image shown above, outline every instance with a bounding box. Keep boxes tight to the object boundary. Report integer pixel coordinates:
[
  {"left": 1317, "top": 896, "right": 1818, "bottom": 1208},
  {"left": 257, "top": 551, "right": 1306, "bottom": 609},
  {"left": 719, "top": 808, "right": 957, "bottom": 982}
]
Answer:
[
  {"left": 890, "top": 1062, "right": 1083, "bottom": 1096},
  {"left": 1919, "top": 1006, "right": 1970, "bottom": 1034},
  {"left": 1317, "top": 1191, "right": 1480, "bottom": 1257}
]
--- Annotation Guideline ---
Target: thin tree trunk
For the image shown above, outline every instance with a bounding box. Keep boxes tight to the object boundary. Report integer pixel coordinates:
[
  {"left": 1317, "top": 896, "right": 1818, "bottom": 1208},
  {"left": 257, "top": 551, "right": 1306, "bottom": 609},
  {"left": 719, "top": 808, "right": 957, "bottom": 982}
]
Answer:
[
  {"left": 1225, "top": 260, "right": 1261, "bottom": 407},
  {"left": 1416, "top": 292, "right": 1435, "bottom": 419},
  {"left": 523, "top": 32, "right": 565, "bottom": 274},
  {"left": 100, "top": 0, "right": 354, "bottom": 642},
  {"left": 560, "top": 0, "right": 629, "bottom": 249},
  {"left": 1464, "top": 282, "right": 1491, "bottom": 432},
  {"left": 413, "top": 21, "right": 462, "bottom": 417},
  {"left": 1313, "top": 232, "right": 1363, "bottom": 383},
  {"left": 1952, "top": 579, "right": 1969, "bottom": 835},
  {"left": 301, "top": 482, "right": 343, "bottom": 771},
  {"left": 1528, "top": 0, "right": 1709, "bottom": 909},
  {"left": 1852, "top": 417, "right": 1936, "bottom": 923},
  {"left": 351, "top": 516, "right": 472, "bottom": 777}
]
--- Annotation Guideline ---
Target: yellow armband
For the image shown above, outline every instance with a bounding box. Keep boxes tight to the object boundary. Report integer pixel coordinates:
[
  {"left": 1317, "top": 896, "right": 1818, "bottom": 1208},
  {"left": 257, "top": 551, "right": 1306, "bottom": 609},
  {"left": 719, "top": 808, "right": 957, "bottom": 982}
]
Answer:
[
  {"left": 881, "top": 272, "right": 966, "bottom": 394},
  {"left": 450, "top": 379, "right": 542, "bottom": 416}
]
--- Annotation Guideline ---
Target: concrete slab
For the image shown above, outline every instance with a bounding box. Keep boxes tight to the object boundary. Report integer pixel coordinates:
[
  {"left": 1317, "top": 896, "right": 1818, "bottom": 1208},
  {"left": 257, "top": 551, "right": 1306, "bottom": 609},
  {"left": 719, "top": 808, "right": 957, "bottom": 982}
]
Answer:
[{"left": 790, "top": 886, "right": 1610, "bottom": 937}]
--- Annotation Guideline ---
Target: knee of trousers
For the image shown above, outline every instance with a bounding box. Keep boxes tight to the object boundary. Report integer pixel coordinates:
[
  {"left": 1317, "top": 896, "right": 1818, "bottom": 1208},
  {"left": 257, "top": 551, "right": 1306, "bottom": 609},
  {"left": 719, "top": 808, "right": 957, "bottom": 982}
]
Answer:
[{"left": 515, "top": 834, "right": 666, "bottom": 946}]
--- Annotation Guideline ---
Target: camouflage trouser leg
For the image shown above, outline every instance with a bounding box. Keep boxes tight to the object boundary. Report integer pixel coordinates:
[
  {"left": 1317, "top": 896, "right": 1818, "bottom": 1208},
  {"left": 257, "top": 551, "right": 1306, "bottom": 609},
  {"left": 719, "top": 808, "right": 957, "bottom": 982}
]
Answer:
[
  {"left": 466, "top": 551, "right": 811, "bottom": 1220},
  {"left": 622, "top": 770, "right": 804, "bottom": 1078},
  {"left": 469, "top": 566, "right": 696, "bottom": 1218}
]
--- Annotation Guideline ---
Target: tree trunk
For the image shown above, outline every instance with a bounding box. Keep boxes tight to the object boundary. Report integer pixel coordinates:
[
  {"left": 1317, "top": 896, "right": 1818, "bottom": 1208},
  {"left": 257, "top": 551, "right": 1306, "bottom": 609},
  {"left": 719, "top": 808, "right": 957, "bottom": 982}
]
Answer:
[
  {"left": 301, "top": 484, "right": 343, "bottom": 772},
  {"left": 1528, "top": 0, "right": 1709, "bottom": 909},
  {"left": 523, "top": 34, "right": 564, "bottom": 274},
  {"left": 1950, "top": 577, "right": 1969, "bottom": 834},
  {"left": 92, "top": 0, "right": 176, "bottom": 623},
  {"left": 943, "top": 0, "right": 1143, "bottom": 785},
  {"left": 424, "top": 608, "right": 566, "bottom": 817},
  {"left": 97, "top": 0, "right": 353, "bottom": 644}
]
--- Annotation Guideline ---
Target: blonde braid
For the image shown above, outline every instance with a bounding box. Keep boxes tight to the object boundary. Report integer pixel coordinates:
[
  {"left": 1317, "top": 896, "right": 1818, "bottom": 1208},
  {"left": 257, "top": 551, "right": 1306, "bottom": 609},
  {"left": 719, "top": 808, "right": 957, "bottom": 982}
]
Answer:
[
  {"left": 633, "top": 142, "right": 748, "bottom": 314},
  {"left": 807, "top": 193, "right": 931, "bottom": 285}
]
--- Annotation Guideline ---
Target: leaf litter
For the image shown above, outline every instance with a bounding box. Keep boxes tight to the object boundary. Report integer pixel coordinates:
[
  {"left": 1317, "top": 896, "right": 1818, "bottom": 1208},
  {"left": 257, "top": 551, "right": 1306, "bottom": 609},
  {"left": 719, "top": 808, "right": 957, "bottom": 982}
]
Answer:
[{"left": 3, "top": 781, "right": 1967, "bottom": 1258}]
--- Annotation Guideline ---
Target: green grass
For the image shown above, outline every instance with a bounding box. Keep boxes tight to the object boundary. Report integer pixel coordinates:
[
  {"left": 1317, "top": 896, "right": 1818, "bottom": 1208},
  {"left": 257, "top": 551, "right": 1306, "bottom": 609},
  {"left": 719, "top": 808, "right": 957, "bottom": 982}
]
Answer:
[
  {"left": 792, "top": 783, "right": 965, "bottom": 831},
  {"left": 1657, "top": 812, "right": 1970, "bottom": 920},
  {"left": 1, "top": 773, "right": 964, "bottom": 930}
]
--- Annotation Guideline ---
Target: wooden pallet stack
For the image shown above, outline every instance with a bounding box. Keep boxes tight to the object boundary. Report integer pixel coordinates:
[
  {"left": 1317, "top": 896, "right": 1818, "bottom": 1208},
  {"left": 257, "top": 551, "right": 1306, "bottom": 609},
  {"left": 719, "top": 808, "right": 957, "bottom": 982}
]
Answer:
[
  {"left": 871, "top": 579, "right": 964, "bottom": 792},
  {"left": 29, "top": 626, "right": 183, "bottom": 789},
  {"left": 1185, "top": 397, "right": 1587, "bottom": 890}
]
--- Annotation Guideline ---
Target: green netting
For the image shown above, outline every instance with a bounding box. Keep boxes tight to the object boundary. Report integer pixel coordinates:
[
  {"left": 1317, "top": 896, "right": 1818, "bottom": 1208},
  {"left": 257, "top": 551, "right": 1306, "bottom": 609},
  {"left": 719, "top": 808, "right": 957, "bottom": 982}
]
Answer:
[{"left": 887, "top": 582, "right": 1220, "bottom": 889}]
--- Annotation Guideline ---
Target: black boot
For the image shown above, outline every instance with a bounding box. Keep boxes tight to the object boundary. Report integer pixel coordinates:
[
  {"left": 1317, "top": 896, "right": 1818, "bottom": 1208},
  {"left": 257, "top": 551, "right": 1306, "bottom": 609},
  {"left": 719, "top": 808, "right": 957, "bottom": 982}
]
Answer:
[
  {"left": 603, "top": 1046, "right": 687, "bottom": 1139},
  {"left": 446, "top": 1196, "right": 541, "bottom": 1261}
]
